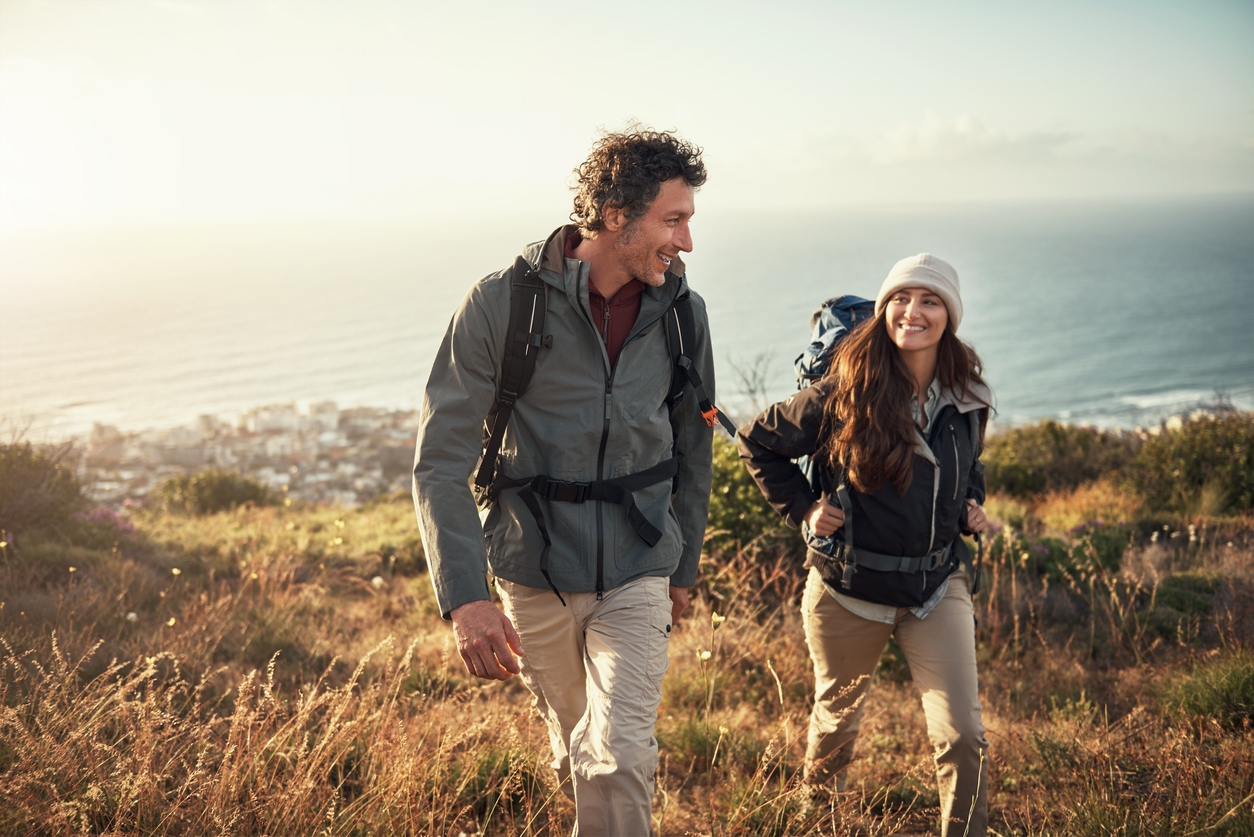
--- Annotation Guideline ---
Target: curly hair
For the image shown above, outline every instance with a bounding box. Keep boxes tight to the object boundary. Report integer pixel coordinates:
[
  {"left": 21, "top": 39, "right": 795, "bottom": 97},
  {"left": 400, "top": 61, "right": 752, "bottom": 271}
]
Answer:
[{"left": 570, "top": 128, "right": 707, "bottom": 236}]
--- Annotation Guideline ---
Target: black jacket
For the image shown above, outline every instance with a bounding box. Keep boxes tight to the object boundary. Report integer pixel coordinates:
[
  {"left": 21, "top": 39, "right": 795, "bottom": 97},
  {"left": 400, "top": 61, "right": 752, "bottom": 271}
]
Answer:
[{"left": 737, "top": 380, "right": 987, "bottom": 607}]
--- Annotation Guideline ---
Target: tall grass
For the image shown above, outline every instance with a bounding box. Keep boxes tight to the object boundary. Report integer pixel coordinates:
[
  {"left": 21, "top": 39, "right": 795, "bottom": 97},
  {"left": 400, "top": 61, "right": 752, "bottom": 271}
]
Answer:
[{"left": 3, "top": 453, "right": 1254, "bottom": 833}]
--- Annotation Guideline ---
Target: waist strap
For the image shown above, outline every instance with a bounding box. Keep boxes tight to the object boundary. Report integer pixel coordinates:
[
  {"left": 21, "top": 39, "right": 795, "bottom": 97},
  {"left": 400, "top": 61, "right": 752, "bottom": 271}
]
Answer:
[
  {"left": 842, "top": 541, "right": 953, "bottom": 574},
  {"left": 832, "top": 483, "right": 954, "bottom": 589},
  {"left": 486, "top": 456, "right": 680, "bottom": 604}
]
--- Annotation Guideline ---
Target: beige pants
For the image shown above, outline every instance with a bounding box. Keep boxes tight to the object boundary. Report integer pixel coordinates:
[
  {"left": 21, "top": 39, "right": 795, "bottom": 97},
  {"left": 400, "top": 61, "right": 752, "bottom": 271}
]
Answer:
[
  {"left": 802, "top": 567, "right": 989, "bottom": 837},
  {"left": 497, "top": 575, "right": 672, "bottom": 837}
]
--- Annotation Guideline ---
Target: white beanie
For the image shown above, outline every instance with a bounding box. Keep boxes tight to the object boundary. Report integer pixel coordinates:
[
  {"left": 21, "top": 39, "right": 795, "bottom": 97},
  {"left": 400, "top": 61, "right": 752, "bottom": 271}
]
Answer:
[{"left": 874, "top": 253, "right": 963, "bottom": 332}]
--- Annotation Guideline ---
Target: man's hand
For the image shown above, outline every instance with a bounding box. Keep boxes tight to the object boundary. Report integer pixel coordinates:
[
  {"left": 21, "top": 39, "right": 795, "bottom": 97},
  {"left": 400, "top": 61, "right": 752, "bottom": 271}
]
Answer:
[
  {"left": 668, "top": 585, "right": 690, "bottom": 624},
  {"left": 805, "top": 495, "right": 846, "bottom": 538},
  {"left": 449, "top": 600, "right": 524, "bottom": 681},
  {"left": 964, "top": 499, "right": 989, "bottom": 534}
]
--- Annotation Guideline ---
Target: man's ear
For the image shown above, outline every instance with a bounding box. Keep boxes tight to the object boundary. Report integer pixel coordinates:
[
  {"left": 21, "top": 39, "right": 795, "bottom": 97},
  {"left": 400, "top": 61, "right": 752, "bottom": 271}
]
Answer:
[{"left": 602, "top": 202, "right": 625, "bottom": 233}]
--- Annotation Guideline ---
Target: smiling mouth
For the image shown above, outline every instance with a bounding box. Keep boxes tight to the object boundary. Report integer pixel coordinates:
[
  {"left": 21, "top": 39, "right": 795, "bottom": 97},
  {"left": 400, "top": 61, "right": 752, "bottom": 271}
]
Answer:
[{"left": 658, "top": 253, "right": 673, "bottom": 267}]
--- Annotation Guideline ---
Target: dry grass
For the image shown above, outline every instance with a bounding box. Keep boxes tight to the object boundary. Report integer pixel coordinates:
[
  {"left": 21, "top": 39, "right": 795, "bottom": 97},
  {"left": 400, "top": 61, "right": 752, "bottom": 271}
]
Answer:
[{"left": 3, "top": 494, "right": 1253, "bottom": 835}]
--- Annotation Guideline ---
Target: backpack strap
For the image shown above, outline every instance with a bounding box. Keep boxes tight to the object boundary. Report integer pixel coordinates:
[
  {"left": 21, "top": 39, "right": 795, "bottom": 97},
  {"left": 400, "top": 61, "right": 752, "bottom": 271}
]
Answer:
[
  {"left": 472, "top": 255, "right": 550, "bottom": 501},
  {"left": 665, "top": 292, "right": 737, "bottom": 438}
]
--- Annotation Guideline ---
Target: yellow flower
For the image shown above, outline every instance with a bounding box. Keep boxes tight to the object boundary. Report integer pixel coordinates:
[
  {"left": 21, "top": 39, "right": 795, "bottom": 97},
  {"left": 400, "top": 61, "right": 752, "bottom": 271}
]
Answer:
[
  {"left": 284, "top": 498, "right": 292, "bottom": 507},
  {"left": 334, "top": 537, "right": 343, "bottom": 545},
  {"left": 719, "top": 725, "right": 729, "bottom": 736},
  {"left": 335, "top": 519, "right": 345, "bottom": 529},
  {"left": 698, "top": 650, "right": 712, "bottom": 661},
  {"left": 166, "top": 617, "right": 176, "bottom": 627},
  {"left": 711, "top": 612, "right": 726, "bottom": 627},
  {"left": 68, "top": 566, "right": 77, "bottom": 573},
  {"left": 171, "top": 568, "right": 181, "bottom": 576},
  {"left": 250, "top": 572, "right": 259, "bottom": 580}
]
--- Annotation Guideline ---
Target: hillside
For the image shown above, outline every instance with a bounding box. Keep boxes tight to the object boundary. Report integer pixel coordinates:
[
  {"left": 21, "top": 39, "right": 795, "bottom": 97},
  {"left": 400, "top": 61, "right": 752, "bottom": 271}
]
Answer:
[{"left": 2, "top": 415, "right": 1252, "bottom": 835}]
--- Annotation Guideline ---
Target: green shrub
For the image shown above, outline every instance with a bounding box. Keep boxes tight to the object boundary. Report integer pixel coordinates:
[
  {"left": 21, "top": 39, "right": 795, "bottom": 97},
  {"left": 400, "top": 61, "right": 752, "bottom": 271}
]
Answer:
[
  {"left": 1069, "top": 520, "right": 1132, "bottom": 572},
  {"left": 988, "top": 525, "right": 1128, "bottom": 580},
  {"left": 984, "top": 421, "right": 1137, "bottom": 497},
  {"left": 152, "top": 469, "right": 275, "bottom": 515},
  {"left": 1125, "top": 413, "right": 1254, "bottom": 514},
  {"left": 1163, "top": 652, "right": 1254, "bottom": 729},
  {"left": 706, "top": 434, "right": 790, "bottom": 553},
  {"left": 0, "top": 441, "right": 84, "bottom": 535}
]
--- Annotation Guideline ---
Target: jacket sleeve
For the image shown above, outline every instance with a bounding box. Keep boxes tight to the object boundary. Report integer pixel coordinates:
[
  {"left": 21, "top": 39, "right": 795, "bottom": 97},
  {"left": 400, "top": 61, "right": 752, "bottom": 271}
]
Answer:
[
  {"left": 668, "top": 290, "right": 716, "bottom": 588},
  {"left": 737, "top": 383, "right": 830, "bottom": 530},
  {"left": 412, "top": 272, "right": 509, "bottom": 619}
]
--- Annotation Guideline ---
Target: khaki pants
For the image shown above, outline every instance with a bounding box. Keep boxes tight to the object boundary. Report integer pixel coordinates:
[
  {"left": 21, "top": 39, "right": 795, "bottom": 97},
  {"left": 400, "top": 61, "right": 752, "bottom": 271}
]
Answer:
[
  {"left": 802, "top": 567, "right": 989, "bottom": 837},
  {"left": 497, "top": 575, "right": 672, "bottom": 837}
]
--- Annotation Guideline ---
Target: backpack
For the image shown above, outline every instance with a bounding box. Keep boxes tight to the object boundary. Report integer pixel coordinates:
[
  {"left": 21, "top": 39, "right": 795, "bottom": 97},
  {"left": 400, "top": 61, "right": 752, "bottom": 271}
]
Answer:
[
  {"left": 791, "top": 293, "right": 984, "bottom": 599},
  {"left": 793, "top": 296, "right": 875, "bottom": 495},
  {"left": 470, "top": 253, "right": 734, "bottom": 603},
  {"left": 794, "top": 295, "right": 876, "bottom": 388}
]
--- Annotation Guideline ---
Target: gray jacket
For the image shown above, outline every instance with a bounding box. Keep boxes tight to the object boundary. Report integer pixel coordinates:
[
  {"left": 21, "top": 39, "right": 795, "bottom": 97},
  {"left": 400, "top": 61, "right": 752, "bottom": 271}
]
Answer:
[{"left": 413, "top": 226, "right": 716, "bottom": 618}]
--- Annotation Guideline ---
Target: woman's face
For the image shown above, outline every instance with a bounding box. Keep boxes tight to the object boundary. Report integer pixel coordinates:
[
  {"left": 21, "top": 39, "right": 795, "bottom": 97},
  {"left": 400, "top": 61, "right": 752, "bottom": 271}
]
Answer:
[{"left": 884, "top": 287, "right": 949, "bottom": 354}]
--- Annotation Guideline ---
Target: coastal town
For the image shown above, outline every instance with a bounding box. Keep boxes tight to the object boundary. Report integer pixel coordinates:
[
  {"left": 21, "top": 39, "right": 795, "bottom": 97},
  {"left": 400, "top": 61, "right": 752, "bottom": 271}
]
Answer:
[
  {"left": 74, "top": 402, "right": 421, "bottom": 509},
  {"left": 67, "top": 395, "right": 1234, "bottom": 513}
]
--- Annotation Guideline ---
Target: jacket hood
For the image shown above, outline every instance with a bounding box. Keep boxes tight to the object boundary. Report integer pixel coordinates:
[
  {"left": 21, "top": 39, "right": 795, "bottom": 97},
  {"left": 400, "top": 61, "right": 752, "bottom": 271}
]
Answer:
[{"left": 941, "top": 380, "right": 993, "bottom": 416}]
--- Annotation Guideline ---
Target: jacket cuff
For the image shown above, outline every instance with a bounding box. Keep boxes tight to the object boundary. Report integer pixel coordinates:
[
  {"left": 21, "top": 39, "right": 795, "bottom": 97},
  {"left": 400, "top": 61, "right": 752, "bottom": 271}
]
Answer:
[
  {"left": 785, "top": 491, "right": 817, "bottom": 530},
  {"left": 437, "top": 574, "right": 493, "bottom": 621}
]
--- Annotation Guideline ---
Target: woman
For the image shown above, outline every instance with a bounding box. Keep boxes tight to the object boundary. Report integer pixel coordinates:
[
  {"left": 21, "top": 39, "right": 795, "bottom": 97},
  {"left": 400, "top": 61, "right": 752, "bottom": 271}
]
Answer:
[{"left": 738, "top": 253, "right": 993, "bottom": 836}]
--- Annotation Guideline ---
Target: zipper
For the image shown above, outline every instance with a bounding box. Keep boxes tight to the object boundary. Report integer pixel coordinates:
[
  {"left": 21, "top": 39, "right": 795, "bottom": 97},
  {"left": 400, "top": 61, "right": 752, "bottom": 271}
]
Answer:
[
  {"left": 595, "top": 376, "right": 611, "bottom": 599},
  {"left": 951, "top": 428, "right": 960, "bottom": 500},
  {"left": 583, "top": 284, "right": 679, "bottom": 600}
]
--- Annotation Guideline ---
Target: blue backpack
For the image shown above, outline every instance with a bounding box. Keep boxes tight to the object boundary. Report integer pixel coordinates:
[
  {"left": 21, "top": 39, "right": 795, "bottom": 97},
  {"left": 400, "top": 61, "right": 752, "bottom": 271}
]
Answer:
[
  {"left": 793, "top": 295, "right": 875, "bottom": 494},
  {"left": 794, "top": 295, "right": 876, "bottom": 387}
]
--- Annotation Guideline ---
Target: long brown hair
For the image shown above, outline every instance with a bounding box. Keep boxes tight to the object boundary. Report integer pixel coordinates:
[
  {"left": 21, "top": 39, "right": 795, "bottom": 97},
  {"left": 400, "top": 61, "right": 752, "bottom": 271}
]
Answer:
[{"left": 819, "top": 311, "right": 990, "bottom": 495}]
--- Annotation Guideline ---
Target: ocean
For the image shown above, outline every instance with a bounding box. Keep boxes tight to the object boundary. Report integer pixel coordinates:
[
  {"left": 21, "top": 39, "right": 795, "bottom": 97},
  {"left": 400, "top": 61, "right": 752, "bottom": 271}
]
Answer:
[{"left": 2, "top": 195, "right": 1251, "bottom": 441}]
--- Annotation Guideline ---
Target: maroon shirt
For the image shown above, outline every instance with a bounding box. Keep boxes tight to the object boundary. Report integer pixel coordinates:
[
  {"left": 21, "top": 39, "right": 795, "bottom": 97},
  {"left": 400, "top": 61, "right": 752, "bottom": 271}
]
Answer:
[{"left": 565, "top": 231, "right": 643, "bottom": 367}]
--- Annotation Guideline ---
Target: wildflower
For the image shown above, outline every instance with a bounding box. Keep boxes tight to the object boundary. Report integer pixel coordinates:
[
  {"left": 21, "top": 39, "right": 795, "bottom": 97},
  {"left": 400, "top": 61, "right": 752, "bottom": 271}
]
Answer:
[
  {"left": 711, "top": 612, "right": 726, "bottom": 627},
  {"left": 1019, "top": 551, "right": 1029, "bottom": 562},
  {"left": 336, "top": 519, "right": 345, "bottom": 529},
  {"left": 284, "top": 498, "right": 292, "bottom": 507},
  {"left": 371, "top": 576, "right": 385, "bottom": 589},
  {"left": 126, "top": 612, "right": 138, "bottom": 623},
  {"left": 166, "top": 617, "right": 176, "bottom": 627},
  {"left": 1151, "top": 531, "right": 1159, "bottom": 543},
  {"left": 719, "top": 725, "right": 729, "bottom": 736},
  {"left": 698, "top": 649, "right": 712, "bottom": 661},
  {"left": 250, "top": 572, "right": 259, "bottom": 580},
  {"left": 69, "top": 566, "right": 77, "bottom": 573},
  {"left": 334, "top": 537, "right": 343, "bottom": 545},
  {"left": 171, "top": 567, "right": 181, "bottom": 576}
]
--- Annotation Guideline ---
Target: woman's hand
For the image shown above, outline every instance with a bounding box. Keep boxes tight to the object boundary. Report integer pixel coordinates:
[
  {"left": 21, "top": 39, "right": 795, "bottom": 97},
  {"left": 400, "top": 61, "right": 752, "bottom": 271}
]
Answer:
[
  {"left": 805, "top": 496, "right": 846, "bottom": 538},
  {"left": 965, "top": 499, "right": 989, "bottom": 534}
]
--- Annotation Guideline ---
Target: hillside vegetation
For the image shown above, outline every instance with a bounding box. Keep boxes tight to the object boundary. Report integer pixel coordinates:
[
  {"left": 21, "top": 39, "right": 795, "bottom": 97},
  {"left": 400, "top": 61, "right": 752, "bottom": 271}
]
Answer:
[{"left": 2, "top": 414, "right": 1252, "bottom": 836}]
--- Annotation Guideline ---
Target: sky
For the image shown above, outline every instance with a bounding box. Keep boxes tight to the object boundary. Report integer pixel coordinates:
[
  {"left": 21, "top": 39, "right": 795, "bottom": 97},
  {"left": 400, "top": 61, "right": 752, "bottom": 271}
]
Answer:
[{"left": 1, "top": 0, "right": 1251, "bottom": 234}]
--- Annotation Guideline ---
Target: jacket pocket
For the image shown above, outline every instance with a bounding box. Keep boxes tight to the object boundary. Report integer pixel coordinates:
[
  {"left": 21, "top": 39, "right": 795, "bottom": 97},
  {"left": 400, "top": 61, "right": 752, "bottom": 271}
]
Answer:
[{"left": 621, "top": 359, "right": 673, "bottom": 422}]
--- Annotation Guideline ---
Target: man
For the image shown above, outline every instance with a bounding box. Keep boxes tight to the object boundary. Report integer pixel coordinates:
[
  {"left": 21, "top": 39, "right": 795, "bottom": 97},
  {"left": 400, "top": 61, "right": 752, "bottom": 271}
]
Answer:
[{"left": 412, "top": 128, "right": 716, "bottom": 836}]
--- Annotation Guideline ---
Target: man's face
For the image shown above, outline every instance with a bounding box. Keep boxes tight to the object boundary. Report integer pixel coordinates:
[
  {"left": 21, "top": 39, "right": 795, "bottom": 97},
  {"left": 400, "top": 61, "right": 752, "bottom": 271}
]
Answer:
[{"left": 611, "top": 177, "right": 695, "bottom": 287}]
